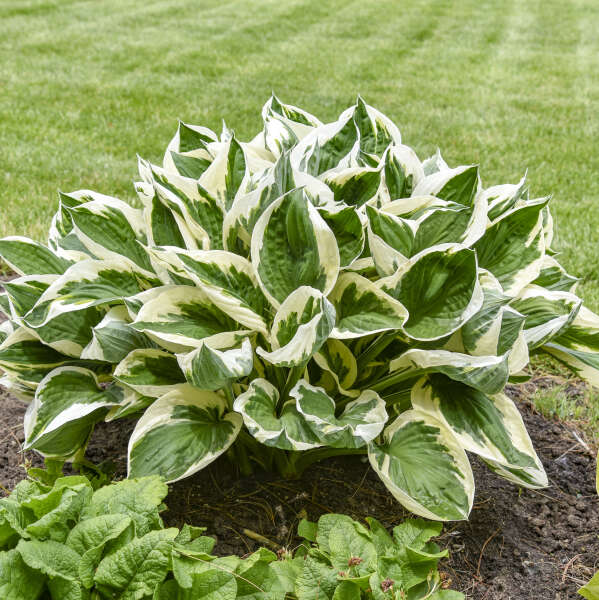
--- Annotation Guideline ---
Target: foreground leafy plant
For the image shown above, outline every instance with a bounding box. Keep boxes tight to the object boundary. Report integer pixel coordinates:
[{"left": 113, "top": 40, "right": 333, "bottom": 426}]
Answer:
[
  {"left": 0, "top": 470, "right": 462, "bottom": 599},
  {"left": 1, "top": 95, "right": 599, "bottom": 520}
]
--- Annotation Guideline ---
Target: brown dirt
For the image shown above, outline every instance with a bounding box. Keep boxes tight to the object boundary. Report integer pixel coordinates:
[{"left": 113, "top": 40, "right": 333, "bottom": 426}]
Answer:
[{"left": 0, "top": 386, "right": 597, "bottom": 599}]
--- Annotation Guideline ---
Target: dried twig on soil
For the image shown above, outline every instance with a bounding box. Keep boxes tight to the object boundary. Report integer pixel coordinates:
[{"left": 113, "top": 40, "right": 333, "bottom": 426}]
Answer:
[
  {"left": 476, "top": 528, "right": 501, "bottom": 579},
  {"left": 562, "top": 553, "right": 583, "bottom": 583},
  {"left": 242, "top": 528, "right": 280, "bottom": 550}
]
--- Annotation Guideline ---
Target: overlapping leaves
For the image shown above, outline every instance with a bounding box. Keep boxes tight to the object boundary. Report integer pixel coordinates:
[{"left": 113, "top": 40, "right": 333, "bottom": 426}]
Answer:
[
  {"left": 1, "top": 95, "right": 598, "bottom": 521},
  {"left": 0, "top": 469, "right": 463, "bottom": 599}
]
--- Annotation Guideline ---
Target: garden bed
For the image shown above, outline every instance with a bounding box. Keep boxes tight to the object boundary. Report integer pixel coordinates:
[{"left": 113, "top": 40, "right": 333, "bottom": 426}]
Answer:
[{"left": 1, "top": 381, "right": 597, "bottom": 599}]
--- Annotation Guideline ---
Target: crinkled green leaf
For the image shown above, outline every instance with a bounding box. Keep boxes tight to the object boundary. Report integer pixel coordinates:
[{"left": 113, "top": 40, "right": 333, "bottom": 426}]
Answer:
[
  {"left": 17, "top": 538, "right": 80, "bottom": 581},
  {"left": 66, "top": 514, "right": 133, "bottom": 588},
  {"left": 82, "top": 476, "right": 167, "bottom": 537},
  {"left": 0, "top": 548, "right": 46, "bottom": 600},
  {"left": 94, "top": 528, "right": 178, "bottom": 599}
]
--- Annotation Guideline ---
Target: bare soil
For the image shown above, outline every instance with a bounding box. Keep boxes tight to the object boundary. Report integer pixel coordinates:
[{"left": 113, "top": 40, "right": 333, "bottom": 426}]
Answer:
[{"left": 1, "top": 384, "right": 597, "bottom": 599}]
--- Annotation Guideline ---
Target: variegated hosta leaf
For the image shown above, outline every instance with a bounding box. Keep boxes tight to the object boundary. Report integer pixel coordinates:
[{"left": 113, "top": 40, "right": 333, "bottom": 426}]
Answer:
[
  {"left": 412, "top": 376, "right": 547, "bottom": 488},
  {"left": 511, "top": 285, "right": 581, "bottom": 350},
  {"left": 136, "top": 182, "right": 187, "bottom": 249},
  {"left": 292, "top": 380, "right": 387, "bottom": 448},
  {"left": 257, "top": 287, "right": 335, "bottom": 367},
  {"left": 123, "top": 285, "right": 180, "bottom": 321},
  {"left": 0, "top": 326, "right": 68, "bottom": 371},
  {"left": 0, "top": 374, "right": 35, "bottom": 402},
  {"left": 23, "top": 259, "right": 157, "bottom": 328},
  {"left": 480, "top": 173, "right": 527, "bottom": 222},
  {"left": 366, "top": 204, "right": 416, "bottom": 275},
  {"left": 224, "top": 153, "right": 336, "bottom": 256},
  {"left": 24, "top": 367, "right": 120, "bottom": 457},
  {"left": 105, "top": 384, "right": 154, "bottom": 422},
  {"left": 412, "top": 165, "right": 479, "bottom": 206},
  {"left": 177, "top": 338, "right": 253, "bottom": 391},
  {"left": 0, "top": 293, "right": 11, "bottom": 318},
  {"left": 0, "top": 236, "right": 72, "bottom": 276},
  {"left": 462, "top": 272, "right": 524, "bottom": 352},
  {"left": 222, "top": 158, "right": 282, "bottom": 255},
  {"left": 131, "top": 285, "right": 251, "bottom": 352},
  {"left": 148, "top": 247, "right": 266, "bottom": 327},
  {"left": 290, "top": 111, "right": 359, "bottom": 177},
  {"left": 149, "top": 163, "right": 225, "bottom": 251},
  {"left": 317, "top": 205, "right": 365, "bottom": 267},
  {"left": 251, "top": 188, "right": 340, "bottom": 307},
  {"left": 328, "top": 272, "right": 407, "bottom": 339},
  {"left": 263, "top": 114, "right": 299, "bottom": 158},
  {"left": 3, "top": 275, "right": 58, "bottom": 319},
  {"left": 114, "top": 349, "right": 186, "bottom": 397},
  {"left": 313, "top": 339, "right": 358, "bottom": 396},
  {"left": 162, "top": 120, "right": 217, "bottom": 177},
  {"left": 474, "top": 198, "right": 548, "bottom": 296},
  {"left": 0, "top": 326, "right": 72, "bottom": 389},
  {"left": 128, "top": 386, "right": 242, "bottom": 482},
  {"left": 380, "top": 145, "right": 424, "bottom": 200},
  {"left": 0, "top": 319, "right": 14, "bottom": 344},
  {"left": 532, "top": 255, "right": 579, "bottom": 293},
  {"left": 62, "top": 194, "right": 153, "bottom": 271},
  {"left": 408, "top": 199, "right": 486, "bottom": 252},
  {"left": 378, "top": 245, "right": 482, "bottom": 341},
  {"left": 541, "top": 203, "right": 555, "bottom": 249},
  {"left": 323, "top": 166, "right": 381, "bottom": 208},
  {"left": 368, "top": 409, "right": 474, "bottom": 521},
  {"left": 388, "top": 349, "right": 509, "bottom": 395},
  {"left": 543, "top": 306, "right": 599, "bottom": 386},
  {"left": 233, "top": 378, "right": 322, "bottom": 450},
  {"left": 422, "top": 149, "right": 449, "bottom": 176},
  {"left": 47, "top": 190, "right": 96, "bottom": 262},
  {"left": 264, "top": 94, "right": 322, "bottom": 133},
  {"left": 196, "top": 134, "right": 249, "bottom": 212},
  {"left": 367, "top": 196, "right": 487, "bottom": 277},
  {"left": 24, "top": 305, "right": 106, "bottom": 359},
  {"left": 80, "top": 306, "right": 154, "bottom": 363},
  {"left": 351, "top": 96, "right": 402, "bottom": 155}
]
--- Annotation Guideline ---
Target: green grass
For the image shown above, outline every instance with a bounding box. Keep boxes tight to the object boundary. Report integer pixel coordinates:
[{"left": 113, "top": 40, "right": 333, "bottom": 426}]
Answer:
[
  {"left": 527, "top": 353, "right": 599, "bottom": 445},
  {"left": 1, "top": 0, "right": 599, "bottom": 309},
  {"left": 530, "top": 381, "right": 599, "bottom": 445}
]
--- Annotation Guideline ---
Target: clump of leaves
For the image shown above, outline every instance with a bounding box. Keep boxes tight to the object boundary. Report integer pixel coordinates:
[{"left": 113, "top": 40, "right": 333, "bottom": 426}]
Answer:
[
  {"left": 1, "top": 95, "right": 599, "bottom": 521},
  {"left": 0, "top": 473, "right": 183, "bottom": 598},
  {"left": 0, "top": 469, "right": 462, "bottom": 599},
  {"left": 289, "top": 514, "right": 462, "bottom": 599}
]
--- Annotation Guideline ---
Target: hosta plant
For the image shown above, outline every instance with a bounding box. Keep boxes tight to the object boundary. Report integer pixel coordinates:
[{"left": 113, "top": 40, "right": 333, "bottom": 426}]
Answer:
[{"left": 1, "top": 95, "right": 599, "bottom": 521}]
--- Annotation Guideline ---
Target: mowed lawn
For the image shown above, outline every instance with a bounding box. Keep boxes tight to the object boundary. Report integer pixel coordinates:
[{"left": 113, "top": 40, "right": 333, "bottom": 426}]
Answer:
[{"left": 1, "top": 0, "right": 599, "bottom": 307}]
